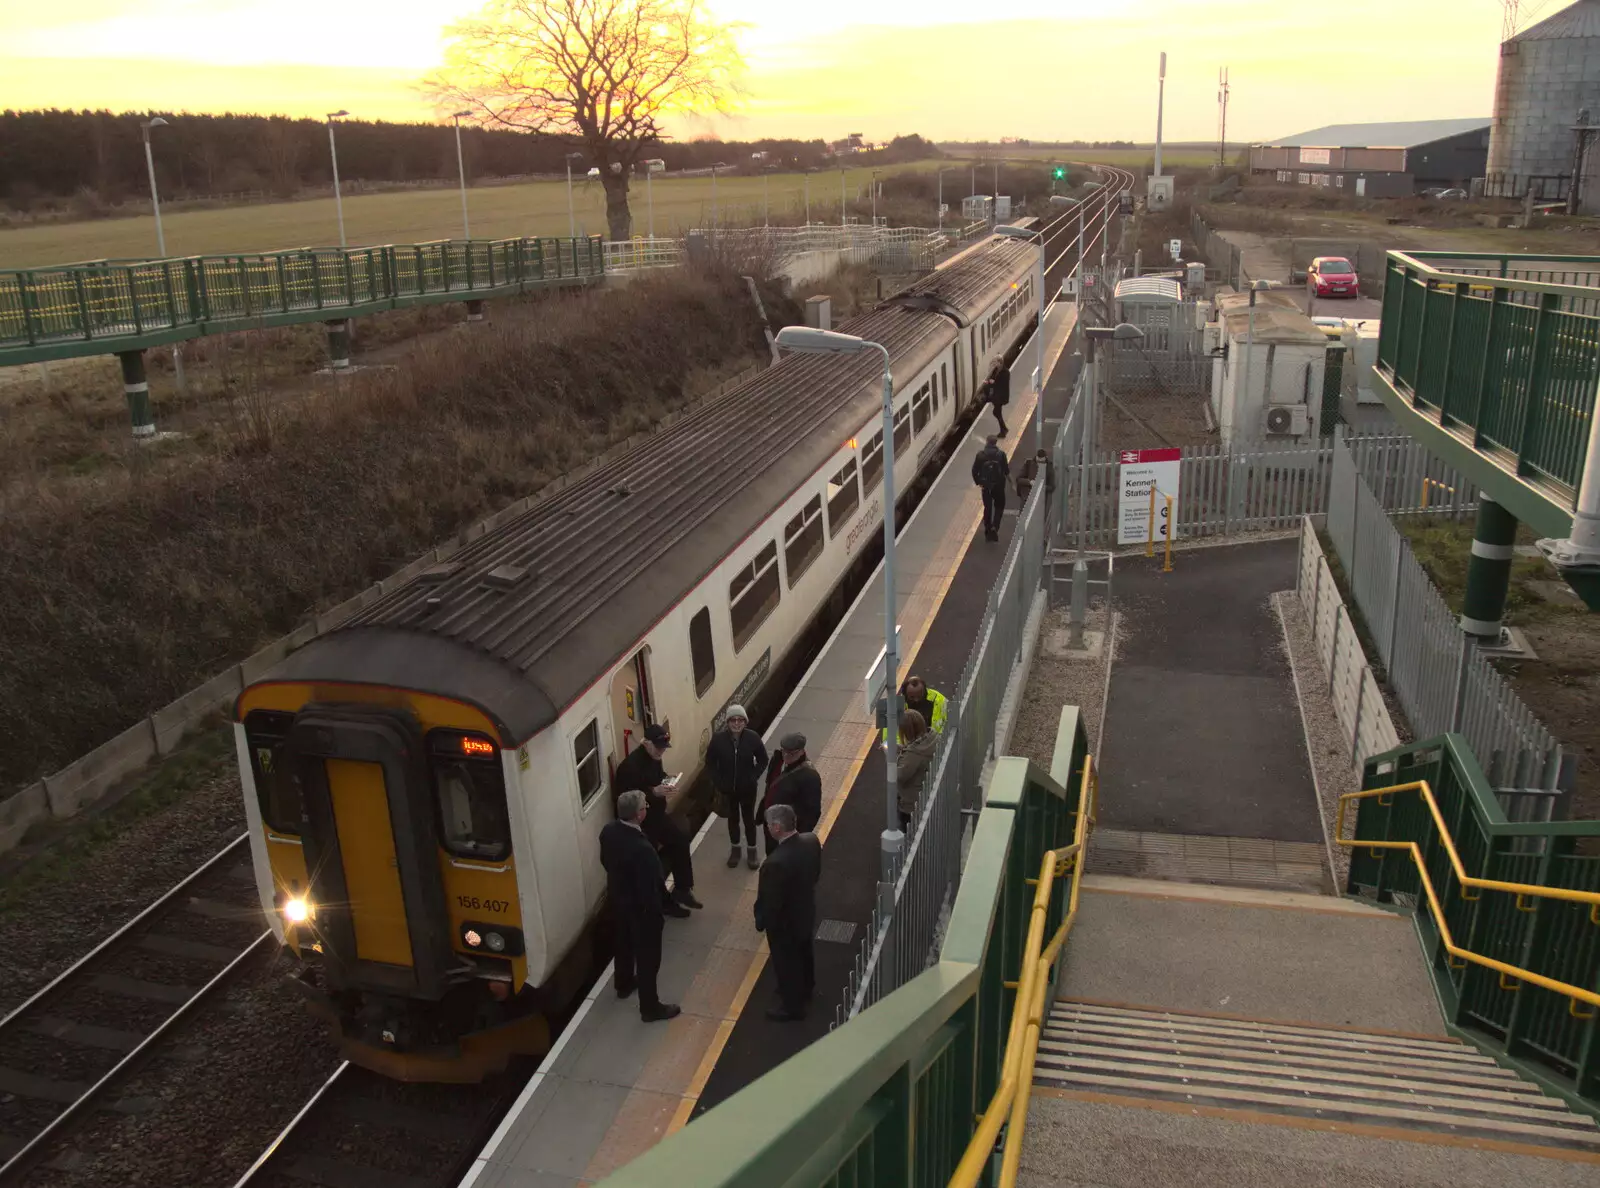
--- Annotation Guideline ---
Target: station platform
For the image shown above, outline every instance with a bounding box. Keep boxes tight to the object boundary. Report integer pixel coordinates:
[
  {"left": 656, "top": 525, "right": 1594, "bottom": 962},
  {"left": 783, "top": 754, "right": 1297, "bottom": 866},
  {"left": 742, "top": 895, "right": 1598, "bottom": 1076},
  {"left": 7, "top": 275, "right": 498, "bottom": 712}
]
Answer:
[{"left": 459, "top": 301, "right": 1082, "bottom": 1188}]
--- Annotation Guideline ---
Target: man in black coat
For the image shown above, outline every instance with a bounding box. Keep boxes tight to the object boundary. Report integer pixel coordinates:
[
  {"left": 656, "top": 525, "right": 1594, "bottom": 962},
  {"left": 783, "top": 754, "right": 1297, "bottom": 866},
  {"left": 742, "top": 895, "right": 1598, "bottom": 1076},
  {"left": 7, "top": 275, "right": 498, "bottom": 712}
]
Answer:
[
  {"left": 705, "top": 703, "right": 768, "bottom": 871},
  {"left": 972, "top": 435, "right": 1011, "bottom": 542},
  {"left": 599, "top": 789, "right": 681, "bottom": 1022},
  {"left": 761, "top": 732, "right": 823, "bottom": 856},
  {"left": 983, "top": 360, "right": 1010, "bottom": 437},
  {"left": 754, "top": 803, "right": 823, "bottom": 1022},
  {"left": 612, "top": 723, "right": 700, "bottom": 909}
]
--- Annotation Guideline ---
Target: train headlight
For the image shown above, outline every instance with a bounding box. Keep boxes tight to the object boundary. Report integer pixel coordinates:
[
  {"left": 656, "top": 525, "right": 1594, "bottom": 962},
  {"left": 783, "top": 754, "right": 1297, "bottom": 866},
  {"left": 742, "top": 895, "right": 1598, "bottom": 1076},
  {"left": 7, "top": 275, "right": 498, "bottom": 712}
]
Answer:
[
  {"left": 464, "top": 928, "right": 482, "bottom": 948},
  {"left": 284, "top": 896, "right": 312, "bottom": 923},
  {"left": 485, "top": 932, "right": 507, "bottom": 953},
  {"left": 460, "top": 921, "right": 524, "bottom": 957}
]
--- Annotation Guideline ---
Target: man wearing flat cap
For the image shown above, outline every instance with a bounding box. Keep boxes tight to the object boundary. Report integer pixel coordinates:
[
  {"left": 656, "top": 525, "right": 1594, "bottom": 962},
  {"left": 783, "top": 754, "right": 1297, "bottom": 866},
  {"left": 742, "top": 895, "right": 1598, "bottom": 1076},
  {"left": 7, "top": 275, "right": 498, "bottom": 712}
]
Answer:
[{"left": 759, "top": 731, "right": 823, "bottom": 857}]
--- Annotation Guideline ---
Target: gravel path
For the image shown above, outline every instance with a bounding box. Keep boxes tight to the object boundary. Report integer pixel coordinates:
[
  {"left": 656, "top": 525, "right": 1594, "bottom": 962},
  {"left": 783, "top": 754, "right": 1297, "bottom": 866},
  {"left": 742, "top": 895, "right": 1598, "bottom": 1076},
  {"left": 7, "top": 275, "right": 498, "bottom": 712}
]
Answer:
[
  {"left": 1273, "top": 590, "right": 1362, "bottom": 887},
  {"left": 1009, "top": 606, "right": 1117, "bottom": 770},
  {"left": 0, "top": 753, "right": 246, "bottom": 1016}
]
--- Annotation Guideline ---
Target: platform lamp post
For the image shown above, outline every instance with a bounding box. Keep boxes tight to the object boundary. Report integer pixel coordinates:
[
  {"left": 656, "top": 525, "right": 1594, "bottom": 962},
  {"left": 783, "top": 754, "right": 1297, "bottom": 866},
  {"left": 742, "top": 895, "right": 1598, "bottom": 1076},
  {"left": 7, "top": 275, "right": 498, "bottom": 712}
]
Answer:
[
  {"left": 326, "top": 110, "right": 348, "bottom": 248},
  {"left": 994, "top": 222, "right": 1048, "bottom": 443},
  {"left": 1071, "top": 323, "right": 1145, "bottom": 647},
  {"left": 773, "top": 325, "right": 904, "bottom": 918},
  {"left": 564, "top": 152, "right": 582, "bottom": 240},
  {"left": 871, "top": 168, "right": 879, "bottom": 227},
  {"left": 451, "top": 110, "right": 473, "bottom": 240},
  {"left": 139, "top": 115, "right": 185, "bottom": 396}
]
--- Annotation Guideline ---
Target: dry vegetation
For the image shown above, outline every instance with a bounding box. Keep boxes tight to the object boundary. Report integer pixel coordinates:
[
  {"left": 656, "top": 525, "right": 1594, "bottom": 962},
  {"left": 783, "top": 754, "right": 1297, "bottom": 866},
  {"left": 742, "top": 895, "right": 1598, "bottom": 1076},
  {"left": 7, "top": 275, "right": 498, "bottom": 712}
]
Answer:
[{"left": 0, "top": 267, "right": 787, "bottom": 792}]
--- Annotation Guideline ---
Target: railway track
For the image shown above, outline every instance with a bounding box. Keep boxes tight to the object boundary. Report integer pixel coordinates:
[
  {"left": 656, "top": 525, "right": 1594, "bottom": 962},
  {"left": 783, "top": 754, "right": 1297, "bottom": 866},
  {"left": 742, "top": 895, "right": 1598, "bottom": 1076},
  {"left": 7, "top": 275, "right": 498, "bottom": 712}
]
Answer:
[
  {"left": 231, "top": 1061, "right": 531, "bottom": 1188},
  {"left": 0, "top": 833, "right": 271, "bottom": 1181}
]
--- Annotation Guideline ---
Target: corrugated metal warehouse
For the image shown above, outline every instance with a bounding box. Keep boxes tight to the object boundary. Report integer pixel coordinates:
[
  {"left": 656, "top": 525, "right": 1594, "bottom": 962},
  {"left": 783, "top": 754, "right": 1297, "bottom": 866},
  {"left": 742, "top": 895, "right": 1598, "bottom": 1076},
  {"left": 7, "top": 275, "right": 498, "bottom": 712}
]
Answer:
[
  {"left": 1485, "top": 0, "right": 1600, "bottom": 206},
  {"left": 1250, "top": 119, "right": 1492, "bottom": 197}
]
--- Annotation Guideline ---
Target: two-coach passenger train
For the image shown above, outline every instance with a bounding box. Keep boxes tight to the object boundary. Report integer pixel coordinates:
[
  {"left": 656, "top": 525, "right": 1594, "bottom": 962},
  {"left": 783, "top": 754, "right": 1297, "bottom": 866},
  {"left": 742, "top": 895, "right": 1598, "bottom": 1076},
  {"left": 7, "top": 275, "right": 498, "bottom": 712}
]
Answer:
[{"left": 233, "top": 231, "right": 1042, "bottom": 1080}]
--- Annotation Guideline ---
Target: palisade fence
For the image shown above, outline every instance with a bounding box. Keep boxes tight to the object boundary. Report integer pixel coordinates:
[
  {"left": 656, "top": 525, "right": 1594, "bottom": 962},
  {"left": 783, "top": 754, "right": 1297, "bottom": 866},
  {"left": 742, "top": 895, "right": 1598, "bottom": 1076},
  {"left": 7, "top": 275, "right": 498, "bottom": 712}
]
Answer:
[
  {"left": 609, "top": 221, "right": 994, "bottom": 277},
  {"left": 835, "top": 376, "right": 1067, "bottom": 1024},
  {"left": 1056, "top": 429, "right": 1488, "bottom": 550},
  {"left": 1323, "top": 436, "right": 1573, "bottom": 812}
]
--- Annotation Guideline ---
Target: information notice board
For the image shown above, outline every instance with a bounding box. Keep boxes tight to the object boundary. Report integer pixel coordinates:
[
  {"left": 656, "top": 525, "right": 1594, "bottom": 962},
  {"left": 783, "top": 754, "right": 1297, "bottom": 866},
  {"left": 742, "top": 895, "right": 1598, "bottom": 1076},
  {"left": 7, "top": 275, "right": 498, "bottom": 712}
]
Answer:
[{"left": 1117, "top": 447, "right": 1181, "bottom": 545}]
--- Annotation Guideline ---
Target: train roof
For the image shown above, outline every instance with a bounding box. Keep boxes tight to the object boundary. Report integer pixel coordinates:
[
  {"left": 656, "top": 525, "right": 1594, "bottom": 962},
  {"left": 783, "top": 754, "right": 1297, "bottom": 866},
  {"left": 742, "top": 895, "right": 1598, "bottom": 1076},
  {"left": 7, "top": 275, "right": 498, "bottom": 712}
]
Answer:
[{"left": 260, "top": 234, "right": 1036, "bottom": 741}]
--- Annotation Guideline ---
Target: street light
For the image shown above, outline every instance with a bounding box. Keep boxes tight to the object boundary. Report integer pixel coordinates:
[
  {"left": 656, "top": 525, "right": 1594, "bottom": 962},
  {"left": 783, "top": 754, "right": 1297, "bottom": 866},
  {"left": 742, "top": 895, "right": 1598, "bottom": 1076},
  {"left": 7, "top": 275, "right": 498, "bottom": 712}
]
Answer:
[
  {"left": 140, "top": 116, "right": 185, "bottom": 394},
  {"left": 937, "top": 167, "right": 946, "bottom": 231},
  {"left": 645, "top": 160, "right": 655, "bottom": 239},
  {"left": 1071, "top": 323, "right": 1146, "bottom": 647},
  {"left": 564, "top": 152, "right": 583, "bottom": 239},
  {"left": 871, "top": 168, "right": 879, "bottom": 227},
  {"left": 773, "top": 325, "right": 904, "bottom": 917},
  {"left": 451, "top": 110, "right": 473, "bottom": 240},
  {"left": 995, "top": 223, "right": 1048, "bottom": 442},
  {"left": 326, "top": 110, "right": 349, "bottom": 248}
]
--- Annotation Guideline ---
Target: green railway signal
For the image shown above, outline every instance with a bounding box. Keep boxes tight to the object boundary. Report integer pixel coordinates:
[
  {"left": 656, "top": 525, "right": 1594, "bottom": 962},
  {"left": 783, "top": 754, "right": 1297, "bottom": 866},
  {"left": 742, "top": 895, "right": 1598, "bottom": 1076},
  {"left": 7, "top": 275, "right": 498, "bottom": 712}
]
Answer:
[{"left": 1053, "top": 166, "right": 1066, "bottom": 180}]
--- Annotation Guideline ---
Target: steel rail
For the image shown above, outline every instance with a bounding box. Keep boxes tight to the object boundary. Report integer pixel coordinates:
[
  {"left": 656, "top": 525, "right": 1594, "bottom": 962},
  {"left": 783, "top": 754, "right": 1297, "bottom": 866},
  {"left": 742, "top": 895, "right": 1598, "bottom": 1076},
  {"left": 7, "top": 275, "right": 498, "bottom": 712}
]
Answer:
[
  {"left": 228, "top": 1060, "right": 352, "bottom": 1187},
  {"left": 0, "top": 928, "right": 275, "bottom": 1180}
]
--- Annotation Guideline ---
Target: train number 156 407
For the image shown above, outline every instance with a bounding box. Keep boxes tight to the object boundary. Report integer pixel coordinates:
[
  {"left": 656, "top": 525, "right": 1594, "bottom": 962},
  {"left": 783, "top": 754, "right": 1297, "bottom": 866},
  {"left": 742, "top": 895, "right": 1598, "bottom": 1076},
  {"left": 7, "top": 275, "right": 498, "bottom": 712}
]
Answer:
[{"left": 456, "top": 896, "right": 511, "bottom": 914}]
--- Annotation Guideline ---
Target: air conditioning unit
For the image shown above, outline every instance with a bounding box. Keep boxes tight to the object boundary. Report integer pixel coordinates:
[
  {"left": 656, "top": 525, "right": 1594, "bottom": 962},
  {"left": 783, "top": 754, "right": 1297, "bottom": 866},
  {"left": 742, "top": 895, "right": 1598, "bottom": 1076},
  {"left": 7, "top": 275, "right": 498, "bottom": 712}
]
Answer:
[{"left": 1263, "top": 405, "right": 1310, "bottom": 436}]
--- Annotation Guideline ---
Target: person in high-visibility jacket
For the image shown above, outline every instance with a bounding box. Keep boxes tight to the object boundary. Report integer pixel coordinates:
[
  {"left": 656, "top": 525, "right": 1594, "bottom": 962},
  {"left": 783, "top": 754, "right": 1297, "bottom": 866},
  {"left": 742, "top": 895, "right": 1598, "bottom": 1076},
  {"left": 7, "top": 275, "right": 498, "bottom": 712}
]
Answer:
[{"left": 883, "top": 674, "right": 949, "bottom": 744}]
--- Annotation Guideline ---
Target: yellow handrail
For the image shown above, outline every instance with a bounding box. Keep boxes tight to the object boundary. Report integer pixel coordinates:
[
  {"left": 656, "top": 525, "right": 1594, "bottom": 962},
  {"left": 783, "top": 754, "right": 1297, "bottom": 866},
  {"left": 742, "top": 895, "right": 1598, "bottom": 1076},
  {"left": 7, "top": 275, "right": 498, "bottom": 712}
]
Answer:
[
  {"left": 949, "top": 757, "right": 1098, "bottom": 1188},
  {"left": 1335, "top": 781, "right": 1600, "bottom": 1013}
]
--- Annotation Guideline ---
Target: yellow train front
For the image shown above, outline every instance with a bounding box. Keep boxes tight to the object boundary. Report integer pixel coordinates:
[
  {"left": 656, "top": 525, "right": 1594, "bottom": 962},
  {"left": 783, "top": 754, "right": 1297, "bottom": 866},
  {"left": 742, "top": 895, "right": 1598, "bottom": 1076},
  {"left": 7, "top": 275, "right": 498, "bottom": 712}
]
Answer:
[{"left": 234, "top": 647, "right": 594, "bottom": 1083}]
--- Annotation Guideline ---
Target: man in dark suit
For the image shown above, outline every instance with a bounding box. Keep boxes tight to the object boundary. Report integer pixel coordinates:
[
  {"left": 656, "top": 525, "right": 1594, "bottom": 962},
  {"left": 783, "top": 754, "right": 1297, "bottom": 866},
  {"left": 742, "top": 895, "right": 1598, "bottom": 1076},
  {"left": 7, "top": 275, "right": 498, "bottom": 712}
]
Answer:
[
  {"left": 599, "top": 789, "right": 681, "bottom": 1022},
  {"left": 761, "top": 731, "right": 823, "bottom": 856},
  {"left": 612, "top": 723, "right": 700, "bottom": 910},
  {"left": 754, "top": 803, "right": 823, "bottom": 1022}
]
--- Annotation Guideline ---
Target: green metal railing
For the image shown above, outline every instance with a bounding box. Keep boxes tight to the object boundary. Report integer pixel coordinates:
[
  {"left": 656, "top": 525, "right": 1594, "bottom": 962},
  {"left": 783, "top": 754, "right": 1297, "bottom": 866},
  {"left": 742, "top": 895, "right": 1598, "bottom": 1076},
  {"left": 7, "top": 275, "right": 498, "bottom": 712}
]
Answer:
[
  {"left": 1376, "top": 251, "right": 1600, "bottom": 500},
  {"left": 596, "top": 707, "right": 1090, "bottom": 1188},
  {"left": 0, "top": 236, "right": 605, "bottom": 365},
  {"left": 1345, "top": 733, "right": 1600, "bottom": 1112}
]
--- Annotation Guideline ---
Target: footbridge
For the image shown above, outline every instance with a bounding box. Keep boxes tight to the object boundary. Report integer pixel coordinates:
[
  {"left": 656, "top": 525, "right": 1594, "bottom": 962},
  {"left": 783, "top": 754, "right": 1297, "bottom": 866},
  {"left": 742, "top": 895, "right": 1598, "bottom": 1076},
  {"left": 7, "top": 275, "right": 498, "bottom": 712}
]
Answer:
[{"left": 1372, "top": 251, "right": 1600, "bottom": 610}]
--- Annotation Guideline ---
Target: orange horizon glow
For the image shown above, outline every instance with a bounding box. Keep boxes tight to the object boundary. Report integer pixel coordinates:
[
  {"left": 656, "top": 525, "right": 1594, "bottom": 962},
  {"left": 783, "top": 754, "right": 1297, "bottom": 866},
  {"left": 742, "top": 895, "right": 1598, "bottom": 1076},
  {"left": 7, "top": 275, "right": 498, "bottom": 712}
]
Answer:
[{"left": 1, "top": 0, "right": 1511, "bottom": 143}]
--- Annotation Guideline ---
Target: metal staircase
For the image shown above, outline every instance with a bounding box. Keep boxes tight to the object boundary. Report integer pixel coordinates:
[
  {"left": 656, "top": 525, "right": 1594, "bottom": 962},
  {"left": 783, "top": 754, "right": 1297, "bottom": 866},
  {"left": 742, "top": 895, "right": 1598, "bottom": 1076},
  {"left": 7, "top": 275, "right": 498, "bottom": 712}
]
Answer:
[{"left": 1036, "top": 1001, "right": 1600, "bottom": 1153}]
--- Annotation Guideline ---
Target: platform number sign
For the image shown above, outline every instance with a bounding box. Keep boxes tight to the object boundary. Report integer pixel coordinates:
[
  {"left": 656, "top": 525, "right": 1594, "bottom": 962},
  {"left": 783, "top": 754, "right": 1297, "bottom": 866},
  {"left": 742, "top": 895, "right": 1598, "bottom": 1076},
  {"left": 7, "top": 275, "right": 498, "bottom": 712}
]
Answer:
[{"left": 1117, "top": 448, "right": 1181, "bottom": 546}]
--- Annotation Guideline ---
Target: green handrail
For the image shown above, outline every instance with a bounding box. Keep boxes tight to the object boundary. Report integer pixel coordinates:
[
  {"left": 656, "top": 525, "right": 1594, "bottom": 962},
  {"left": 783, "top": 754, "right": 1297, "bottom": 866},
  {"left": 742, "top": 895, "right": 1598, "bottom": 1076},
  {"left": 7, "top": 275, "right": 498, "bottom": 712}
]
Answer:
[
  {"left": 1348, "top": 732, "right": 1600, "bottom": 1113},
  {"left": 1376, "top": 250, "right": 1600, "bottom": 498},
  {"left": 595, "top": 707, "right": 1090, "bottom": 1188}
]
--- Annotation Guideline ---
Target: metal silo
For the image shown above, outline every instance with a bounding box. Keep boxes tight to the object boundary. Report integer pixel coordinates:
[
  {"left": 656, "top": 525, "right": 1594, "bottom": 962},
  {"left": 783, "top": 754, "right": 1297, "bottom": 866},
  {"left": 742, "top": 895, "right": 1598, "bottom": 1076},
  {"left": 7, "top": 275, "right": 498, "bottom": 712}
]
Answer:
[{"left": 1486, "top": 0, "right": 1600, "bottom": 201}]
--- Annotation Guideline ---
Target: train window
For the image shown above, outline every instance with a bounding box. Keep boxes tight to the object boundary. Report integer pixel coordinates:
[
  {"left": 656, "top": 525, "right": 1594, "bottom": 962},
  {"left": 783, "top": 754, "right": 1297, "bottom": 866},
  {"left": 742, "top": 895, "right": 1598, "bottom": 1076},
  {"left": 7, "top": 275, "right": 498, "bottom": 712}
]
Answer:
[
  {"left": 573, "top": 719, "right": 605, "bottom": 807},
  {"left": 245, "top": 710, "right": 303, "bottom": 835},
  {"left": 941, "top": 363, "right": 948, "bottom": 405},
  {"left": 689, "top": 608, "right": 715, "bottom": 698},
  {"left": 784, "top": 494, "right": 825, "bottom": 587},
  {"left": 893, "top": 403, "right": 910, "bottom": 455},
  {"left": 427, "top": 731, "right": 511, "bottom": 861},
  {"left": 730, "top": 540, "right": 781, "bottom": 652},
  {"left": 861, "top": 430, "right": 884, "bottom": 491},
  {"left": 912, "top": 383, "right": 932, "bottom": 435},
  {"left": 827, "top": 458, "right": 859, "bottom": 536}
]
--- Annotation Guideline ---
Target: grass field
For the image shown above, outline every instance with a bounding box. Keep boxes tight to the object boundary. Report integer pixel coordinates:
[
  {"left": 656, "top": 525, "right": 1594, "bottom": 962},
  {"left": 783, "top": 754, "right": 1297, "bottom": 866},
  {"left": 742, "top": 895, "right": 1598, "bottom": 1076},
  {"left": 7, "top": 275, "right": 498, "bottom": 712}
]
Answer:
[{"left": 0, "top": 162, "right": 941, "bottom": 269}]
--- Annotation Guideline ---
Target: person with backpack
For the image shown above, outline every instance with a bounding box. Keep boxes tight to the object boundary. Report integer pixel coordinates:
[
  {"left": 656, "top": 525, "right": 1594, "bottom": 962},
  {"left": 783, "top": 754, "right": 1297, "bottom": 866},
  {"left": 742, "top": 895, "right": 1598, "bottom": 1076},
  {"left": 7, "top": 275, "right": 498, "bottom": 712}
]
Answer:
[
  {"left": 982, "top": 361, "right": 1010, "bottom": 437},
  {"left": 971, "top": 435, "right": 1010, "bottom": 542}
]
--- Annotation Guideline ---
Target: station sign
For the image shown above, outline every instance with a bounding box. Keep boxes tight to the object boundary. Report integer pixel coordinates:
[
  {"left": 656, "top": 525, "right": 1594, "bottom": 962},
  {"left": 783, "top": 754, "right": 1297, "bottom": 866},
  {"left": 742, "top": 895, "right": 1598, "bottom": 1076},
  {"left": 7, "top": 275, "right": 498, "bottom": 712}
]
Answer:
[{"left": 1118, "top": 448, "right": 1182, "bottom": 545}]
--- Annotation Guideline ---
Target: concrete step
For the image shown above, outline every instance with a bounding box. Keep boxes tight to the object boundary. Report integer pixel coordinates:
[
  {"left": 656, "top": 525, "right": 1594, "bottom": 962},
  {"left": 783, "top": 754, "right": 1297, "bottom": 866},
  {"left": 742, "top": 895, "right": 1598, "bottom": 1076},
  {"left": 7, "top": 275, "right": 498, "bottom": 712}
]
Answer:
[{"left": 1038, "top": 1001, "right": 1600, "bottom": 1153}]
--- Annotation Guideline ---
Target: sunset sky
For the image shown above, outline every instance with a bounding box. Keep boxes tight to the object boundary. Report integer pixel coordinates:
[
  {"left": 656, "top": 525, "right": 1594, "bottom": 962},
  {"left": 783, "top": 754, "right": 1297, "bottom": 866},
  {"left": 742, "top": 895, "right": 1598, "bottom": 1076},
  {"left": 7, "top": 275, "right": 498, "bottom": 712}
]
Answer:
[{"left": 1, "top": 0, "right": 1516, "bottom": 142}]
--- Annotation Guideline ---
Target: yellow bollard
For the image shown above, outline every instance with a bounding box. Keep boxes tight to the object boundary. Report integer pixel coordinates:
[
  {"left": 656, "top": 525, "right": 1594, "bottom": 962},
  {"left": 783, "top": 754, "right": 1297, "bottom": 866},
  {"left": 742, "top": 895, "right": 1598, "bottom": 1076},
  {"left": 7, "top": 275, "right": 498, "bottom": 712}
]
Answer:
[{"left": 1163, "top": 494, "right": 1174, "bottom": 573}]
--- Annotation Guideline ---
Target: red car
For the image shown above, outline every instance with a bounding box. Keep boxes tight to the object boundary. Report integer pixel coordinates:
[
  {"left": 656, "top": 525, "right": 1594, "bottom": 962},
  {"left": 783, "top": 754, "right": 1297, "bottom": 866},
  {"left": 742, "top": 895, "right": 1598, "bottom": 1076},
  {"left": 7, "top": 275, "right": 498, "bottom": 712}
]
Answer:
[{"left": 1308, "top": 256, "right": 1360, "bottom": 299}]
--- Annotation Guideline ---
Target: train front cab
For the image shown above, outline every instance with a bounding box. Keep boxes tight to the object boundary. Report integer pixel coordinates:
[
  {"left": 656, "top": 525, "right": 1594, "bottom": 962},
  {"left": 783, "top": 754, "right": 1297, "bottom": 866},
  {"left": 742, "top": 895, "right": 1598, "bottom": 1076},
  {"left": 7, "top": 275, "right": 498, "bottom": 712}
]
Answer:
[{"left": 236, "top": 684, "right": 548, "bottom": 1082}]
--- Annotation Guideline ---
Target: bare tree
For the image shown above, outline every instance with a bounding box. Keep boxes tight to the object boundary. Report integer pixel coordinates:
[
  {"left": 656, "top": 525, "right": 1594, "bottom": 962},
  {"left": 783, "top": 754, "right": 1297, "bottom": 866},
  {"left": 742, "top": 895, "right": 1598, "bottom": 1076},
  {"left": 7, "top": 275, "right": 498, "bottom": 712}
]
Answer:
[{"left": 430, "top": 0, "right": 742, "bottom": 241}]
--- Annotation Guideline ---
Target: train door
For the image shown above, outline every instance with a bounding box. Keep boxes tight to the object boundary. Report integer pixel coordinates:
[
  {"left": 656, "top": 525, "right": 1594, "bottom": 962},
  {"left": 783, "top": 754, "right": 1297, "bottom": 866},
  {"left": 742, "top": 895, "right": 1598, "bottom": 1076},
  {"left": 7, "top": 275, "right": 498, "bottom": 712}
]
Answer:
[{"left": 607, "top": 647, "right": 656, "bottom": 766}]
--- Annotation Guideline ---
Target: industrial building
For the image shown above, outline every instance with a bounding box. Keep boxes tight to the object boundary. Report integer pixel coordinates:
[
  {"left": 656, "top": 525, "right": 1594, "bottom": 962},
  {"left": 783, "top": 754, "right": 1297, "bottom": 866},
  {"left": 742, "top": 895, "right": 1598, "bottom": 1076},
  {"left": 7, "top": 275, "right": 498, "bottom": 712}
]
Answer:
[
  {"left": 1485, "top": 0, "right": 1600, "bottom": 207},
  {"left": 1249, "top": 119, "right": 1492, "bottom": 197}
]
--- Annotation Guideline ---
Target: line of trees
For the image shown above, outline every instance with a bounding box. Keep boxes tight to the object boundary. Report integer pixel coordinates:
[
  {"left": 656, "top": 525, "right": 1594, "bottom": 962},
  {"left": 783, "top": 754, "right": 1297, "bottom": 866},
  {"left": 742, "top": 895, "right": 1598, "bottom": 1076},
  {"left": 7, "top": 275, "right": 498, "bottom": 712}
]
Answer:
[{"left": 0, "top": 108, "right": 940, "bottom": 214}]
